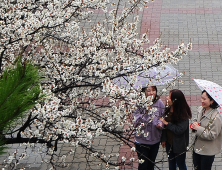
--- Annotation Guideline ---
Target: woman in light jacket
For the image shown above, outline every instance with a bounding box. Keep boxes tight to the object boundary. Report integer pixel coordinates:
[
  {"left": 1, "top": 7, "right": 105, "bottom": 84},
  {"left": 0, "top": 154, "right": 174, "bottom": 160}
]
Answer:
[
  {"left": 133, "top": 86, "right": 165, "bottom": 170},
  {"left": 191, "top": 90, "right": 222, "bottom": 170},
  {"left": 160, "top": 89, "right": 192, "bottom": 170}
]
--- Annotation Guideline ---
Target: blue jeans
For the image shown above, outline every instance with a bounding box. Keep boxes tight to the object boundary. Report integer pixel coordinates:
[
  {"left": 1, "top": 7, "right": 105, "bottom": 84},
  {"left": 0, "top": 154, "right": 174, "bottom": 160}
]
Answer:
[
  {"left": 193, "top": 151, "right": 215, "bottom": 170},
  {"left": 135, "top": 142, "right": 160, "bottom": 170},
  {"left": 166, "top": 142, "right": 187, "bottom": 170}
]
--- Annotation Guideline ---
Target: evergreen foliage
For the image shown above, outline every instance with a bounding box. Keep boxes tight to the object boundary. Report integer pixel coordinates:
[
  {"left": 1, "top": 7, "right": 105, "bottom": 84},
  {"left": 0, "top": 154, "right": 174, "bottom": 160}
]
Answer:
[{"left": 0, "top": 57, "right": 42, "bottom": 154}]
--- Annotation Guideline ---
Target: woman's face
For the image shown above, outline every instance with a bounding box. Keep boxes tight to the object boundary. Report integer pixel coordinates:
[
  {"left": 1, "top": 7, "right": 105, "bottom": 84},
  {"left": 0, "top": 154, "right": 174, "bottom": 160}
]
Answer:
[
  {"left": 201, "top": 92, "right": 213, "bottom": 110},
  {"left": 166, "top": 92, "right": 173, "bottom": 106},
  {"left": 145, "top": 86, "right": 156, "bottom": 100}
]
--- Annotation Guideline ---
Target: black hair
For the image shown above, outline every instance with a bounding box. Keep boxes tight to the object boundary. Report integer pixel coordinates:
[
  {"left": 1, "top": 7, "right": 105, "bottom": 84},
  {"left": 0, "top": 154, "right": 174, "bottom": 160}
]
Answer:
[
  {"left": 202, "top": 90, "right": 219, "bottom": 109},
  {"left": 167, "top": 89, "right": 192, "bottom": 122},
  {"left": 141, "top": 86, "right": 159, "bottom": 103}
]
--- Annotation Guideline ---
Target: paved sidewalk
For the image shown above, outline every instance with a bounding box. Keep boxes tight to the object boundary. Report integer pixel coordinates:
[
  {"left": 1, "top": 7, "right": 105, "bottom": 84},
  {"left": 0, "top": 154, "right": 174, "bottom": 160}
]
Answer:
[
  {"left": 121, "top": 0, "right": 222, "bottom": 169},
  {"left": 1, "top": 0, "right": 222, "bottom": 169}
]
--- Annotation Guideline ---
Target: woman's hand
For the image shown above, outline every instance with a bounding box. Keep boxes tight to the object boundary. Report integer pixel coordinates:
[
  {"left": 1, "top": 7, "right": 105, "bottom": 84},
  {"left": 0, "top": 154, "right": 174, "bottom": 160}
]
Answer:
[
  {"left": 161, "top": 141, "right": 166, "bottom": 148},
  {"left": 156, "top": 122, "right": 163, "bottom": 129},
  {"left": 191, "top": 122, "right": 200, "bottom": 130},
  {"left": 159, "top": 117, "right": 168, "bottom": 125}
]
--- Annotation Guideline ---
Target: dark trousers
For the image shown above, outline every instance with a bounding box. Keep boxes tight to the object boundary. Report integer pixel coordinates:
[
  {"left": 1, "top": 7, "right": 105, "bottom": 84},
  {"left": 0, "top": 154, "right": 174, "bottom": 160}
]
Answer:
[
  {"left": 166, "top": 142, "right": 187, "bottom": 170},
  {"left": 135, "top": 142, "right": 160, "bottom": 170},
  {"left": 193, "top": 151, "right": 215, "bottom": 170}
]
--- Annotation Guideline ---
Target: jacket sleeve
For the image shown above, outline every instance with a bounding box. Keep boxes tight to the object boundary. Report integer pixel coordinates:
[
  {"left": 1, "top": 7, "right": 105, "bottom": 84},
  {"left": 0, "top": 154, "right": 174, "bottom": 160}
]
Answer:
[
  {"left": 133, "top": 108, "right": 150, "bottom": 127},
  {"left": 196, "top": 116, "right": 222, "bottom": 140},
  {"left": 153, "top": 100, "right": 165, "bottom": 126},
  {"left": 165, "top": 119, "right": 189, "bottom": 135}
]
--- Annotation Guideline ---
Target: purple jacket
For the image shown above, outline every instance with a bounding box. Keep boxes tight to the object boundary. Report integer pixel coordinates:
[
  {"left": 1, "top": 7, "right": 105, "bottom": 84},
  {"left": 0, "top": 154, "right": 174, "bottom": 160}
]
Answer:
[{"left": 133, "top": 99, "right": 165, "bottom": 145}]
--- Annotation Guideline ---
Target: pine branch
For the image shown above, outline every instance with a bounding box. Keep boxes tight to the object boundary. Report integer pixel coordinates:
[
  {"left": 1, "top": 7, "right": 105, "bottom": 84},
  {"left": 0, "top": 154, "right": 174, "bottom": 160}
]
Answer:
[{"left": 0, "top": 56, "right": 44, "bottom": 155}]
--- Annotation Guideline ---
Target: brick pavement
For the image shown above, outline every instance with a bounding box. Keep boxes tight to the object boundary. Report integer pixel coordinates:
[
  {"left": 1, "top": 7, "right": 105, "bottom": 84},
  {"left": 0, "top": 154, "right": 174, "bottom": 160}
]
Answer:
[{"left": 1, "top": 0, "right": 222, "bottom": 169}]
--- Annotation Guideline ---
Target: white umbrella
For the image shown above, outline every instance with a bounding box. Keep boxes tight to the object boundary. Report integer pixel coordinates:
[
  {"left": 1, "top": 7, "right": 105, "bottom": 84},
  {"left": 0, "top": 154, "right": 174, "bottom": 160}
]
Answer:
[
  {"left": 113, "top": 64, "right": 180, "bottom": 89},
  {"left": 193, "top": 79, "right": 222, "bottom": 114}
]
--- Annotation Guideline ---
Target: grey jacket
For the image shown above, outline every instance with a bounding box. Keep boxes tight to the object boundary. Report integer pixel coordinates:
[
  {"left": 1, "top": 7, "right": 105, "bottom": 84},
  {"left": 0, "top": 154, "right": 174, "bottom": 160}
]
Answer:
[
  {"left": 193, "top": 106, "right": 222, "bottom": 155},
  {"left": 161, "top": 119, "right": 189, "bottom": 154}
]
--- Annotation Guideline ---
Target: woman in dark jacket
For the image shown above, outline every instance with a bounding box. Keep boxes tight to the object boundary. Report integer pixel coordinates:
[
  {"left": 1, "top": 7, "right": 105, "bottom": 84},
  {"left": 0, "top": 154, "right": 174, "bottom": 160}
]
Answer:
[{"left": 160, "top": 89, "right": 192, "bottom": 170}]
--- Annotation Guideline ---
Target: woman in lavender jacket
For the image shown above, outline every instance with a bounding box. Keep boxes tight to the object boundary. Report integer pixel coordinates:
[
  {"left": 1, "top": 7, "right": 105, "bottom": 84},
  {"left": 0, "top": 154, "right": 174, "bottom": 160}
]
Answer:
[{"left": 133, "top": 86, "right": 165, "bottom": 170}]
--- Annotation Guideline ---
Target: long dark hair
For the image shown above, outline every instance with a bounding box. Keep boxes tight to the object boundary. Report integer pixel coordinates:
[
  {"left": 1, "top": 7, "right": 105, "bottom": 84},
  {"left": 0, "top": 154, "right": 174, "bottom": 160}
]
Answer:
[
  {"left": 141, "top": 86, "right": 159, "bottom": 103},
  {"left": 202, "top": 90, "right": 219, "bottom": 109},
  {"left": 167, "top": 89, "right": 192, "bottom": 122}
]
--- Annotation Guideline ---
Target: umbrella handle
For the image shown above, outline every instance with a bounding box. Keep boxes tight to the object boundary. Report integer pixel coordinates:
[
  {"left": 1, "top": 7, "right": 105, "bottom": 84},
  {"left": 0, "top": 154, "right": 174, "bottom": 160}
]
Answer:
[{"left": 190, "top": 123, "right": 200, "bottom": 129}]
